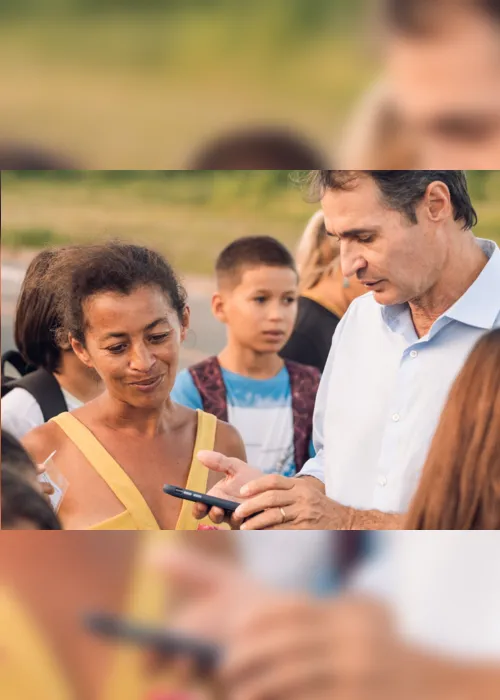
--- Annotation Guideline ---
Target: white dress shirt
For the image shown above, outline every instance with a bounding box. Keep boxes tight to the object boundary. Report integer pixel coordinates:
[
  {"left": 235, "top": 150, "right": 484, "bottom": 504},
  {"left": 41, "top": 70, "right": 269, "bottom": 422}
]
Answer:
[
  {"left": 1, "top": 386, "right": 82, "bottom": 440},
  {"left": 351, "top": 532, "right": 500, "bottom": 661}
]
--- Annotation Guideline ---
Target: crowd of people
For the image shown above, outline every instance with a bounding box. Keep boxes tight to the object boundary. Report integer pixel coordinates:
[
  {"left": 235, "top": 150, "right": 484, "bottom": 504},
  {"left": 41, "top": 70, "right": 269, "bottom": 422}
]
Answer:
[
  {"left": 2, "top": 169, "right": 500, "bottom": 531},
  {"left": 1, "top": 167, "right": 500, "bottom": 699}
]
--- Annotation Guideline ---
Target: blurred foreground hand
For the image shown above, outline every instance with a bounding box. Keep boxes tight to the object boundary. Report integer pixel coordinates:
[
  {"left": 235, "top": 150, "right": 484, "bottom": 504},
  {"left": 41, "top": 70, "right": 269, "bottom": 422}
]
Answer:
[{"left": 153, "top": 547, "right": 500, "bottom": 700}]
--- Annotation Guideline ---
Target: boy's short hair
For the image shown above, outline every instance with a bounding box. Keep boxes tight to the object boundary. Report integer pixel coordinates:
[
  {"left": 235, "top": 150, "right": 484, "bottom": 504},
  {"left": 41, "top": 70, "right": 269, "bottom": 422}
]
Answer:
[
  {"left": 215, "top": 236, "right": 297, "bottom": 289},
  {"left": 189, "top": 127, "right": 326, "bottom": 169}
]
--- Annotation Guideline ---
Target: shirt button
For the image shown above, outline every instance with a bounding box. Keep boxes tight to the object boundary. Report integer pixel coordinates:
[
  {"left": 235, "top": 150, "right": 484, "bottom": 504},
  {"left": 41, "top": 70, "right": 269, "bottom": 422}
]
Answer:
[
  {"left": 392, "top": 413, "right": 400, "bottom": 422},
  {"left": 378, "top": 475, "right": 387, "bottom": 487},
  {"left": 410, "top": 350, "right": 418, "bottom": 358}
]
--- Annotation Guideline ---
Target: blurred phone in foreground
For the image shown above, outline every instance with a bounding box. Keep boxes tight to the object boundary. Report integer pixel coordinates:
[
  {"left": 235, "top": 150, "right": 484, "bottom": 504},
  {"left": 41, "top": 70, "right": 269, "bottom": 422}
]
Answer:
[{"left": 84, "top": 612, "right": 221, "bottom": 675}]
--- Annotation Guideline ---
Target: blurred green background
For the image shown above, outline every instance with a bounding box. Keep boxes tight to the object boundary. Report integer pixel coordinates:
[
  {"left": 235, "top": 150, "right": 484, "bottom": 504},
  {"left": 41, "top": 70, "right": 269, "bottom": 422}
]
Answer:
[
  {"left": 2, "top": 170, "right": 500, "bottom": 276},
  {"left": 0, "top": 1, "right": 372, "bottom": 167}
]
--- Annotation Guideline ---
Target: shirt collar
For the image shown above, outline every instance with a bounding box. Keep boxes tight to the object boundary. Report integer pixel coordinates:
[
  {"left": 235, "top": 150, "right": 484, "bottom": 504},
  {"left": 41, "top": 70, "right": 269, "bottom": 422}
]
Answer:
[
  {"left": 381, "top": 238, "right": 500, "bottom": 332},
  {"left": 443, "top": 239, "right": 500, "bottom": 330}
]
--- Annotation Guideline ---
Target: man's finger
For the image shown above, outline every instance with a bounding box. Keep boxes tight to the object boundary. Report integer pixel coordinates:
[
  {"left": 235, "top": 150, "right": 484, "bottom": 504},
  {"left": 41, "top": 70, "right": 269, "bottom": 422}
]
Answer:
[
  {"left": 240, "top": 504, "right": 298, "bottom": 531},
  {"left": 234, "top": 490, "right": 295, "bottom": 521},
  {"left": 240, "top": 474, "right": 292, "bottom": 498},
  {"left": 151, "top": 547, "right": 225, "bottom": 596}
]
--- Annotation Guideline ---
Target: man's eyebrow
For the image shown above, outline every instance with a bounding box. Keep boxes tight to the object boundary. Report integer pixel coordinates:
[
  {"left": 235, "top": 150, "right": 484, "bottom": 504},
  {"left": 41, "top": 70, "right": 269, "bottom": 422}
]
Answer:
[{"left": 326, "top": 228, "right": 379, "bottom": 239}]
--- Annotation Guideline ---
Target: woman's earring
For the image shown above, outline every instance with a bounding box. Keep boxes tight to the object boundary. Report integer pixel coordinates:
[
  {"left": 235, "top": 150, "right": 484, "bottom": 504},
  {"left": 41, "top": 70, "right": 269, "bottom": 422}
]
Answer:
[{"left": 343, "top": 277, "right": 350, "bottom": 289}]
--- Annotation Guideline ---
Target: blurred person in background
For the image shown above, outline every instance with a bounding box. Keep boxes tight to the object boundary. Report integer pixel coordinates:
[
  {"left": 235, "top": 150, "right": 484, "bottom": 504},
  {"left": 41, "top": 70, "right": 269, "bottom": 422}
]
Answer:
[
  {"left": 2, "top": 430, "right": 62, "bottom": 529},
  {"left": 405, "top": 328, "right": 500, "bottom": 529},
  {"left": 22, "top": 242, "right": 245, "bottom": 530},
  {"left": 155, "top": 532, "right": 500, "bottom": 700},
  {"left": 340, "top": 0, "right": 500, "bottom": 169},
  {"left": 280, "top": 210, "right": 367, "bottom": 372},
  {"left": 2, "top": 468, "right": 62, "bottom": 530},
  {"left": 1, "top": 428, "right": 54, "bottom": 500},
  {"left": 192, "top": 170, "right": 500, "bottom": 530},
  {"left": 189, "top": 127, "right": 326, "bottom": 169},
  {"left": 0, "top": 142, "right": 75, "bottom": 169},
  {"left": 2, "top": 248, "right": 104, "bottom": 440},
  {"left": 172, "top": 236, "right": 320, "bottom": 479}
]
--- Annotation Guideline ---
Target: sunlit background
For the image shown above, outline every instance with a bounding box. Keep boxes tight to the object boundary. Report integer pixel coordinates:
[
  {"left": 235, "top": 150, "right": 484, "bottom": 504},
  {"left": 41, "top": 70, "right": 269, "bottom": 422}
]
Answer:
[{"left": 0, "top": 1, "right": 372, "bottom": 168}]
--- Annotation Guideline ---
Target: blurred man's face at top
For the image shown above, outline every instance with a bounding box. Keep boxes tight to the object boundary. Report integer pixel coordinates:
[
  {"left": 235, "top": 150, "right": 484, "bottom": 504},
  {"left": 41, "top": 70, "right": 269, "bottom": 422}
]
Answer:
[{"left": 385, "top": 5, "right": 500, "bottom": 168}]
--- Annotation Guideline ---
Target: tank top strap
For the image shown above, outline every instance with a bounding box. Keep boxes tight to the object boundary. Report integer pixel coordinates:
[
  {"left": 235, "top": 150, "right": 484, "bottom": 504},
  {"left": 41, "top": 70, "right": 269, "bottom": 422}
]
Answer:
[
  {"left": 175, "top": 410, "right": 217, "bottom": 530},
  {"left": 50, "top": 413, "right": 160, "bottom": 531}
]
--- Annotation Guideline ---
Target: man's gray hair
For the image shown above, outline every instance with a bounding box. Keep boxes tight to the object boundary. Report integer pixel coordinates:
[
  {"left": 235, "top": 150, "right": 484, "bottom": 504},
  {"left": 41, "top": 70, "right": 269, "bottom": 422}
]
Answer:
[{"left": 304, "top": 170, "right": 478, "bottom": 231}]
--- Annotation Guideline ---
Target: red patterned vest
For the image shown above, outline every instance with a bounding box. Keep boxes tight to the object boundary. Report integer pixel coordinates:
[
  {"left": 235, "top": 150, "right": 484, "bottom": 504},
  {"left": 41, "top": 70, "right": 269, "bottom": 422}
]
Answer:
[{"left": 188, "top": 357, "right": 321, "bottom": 473}]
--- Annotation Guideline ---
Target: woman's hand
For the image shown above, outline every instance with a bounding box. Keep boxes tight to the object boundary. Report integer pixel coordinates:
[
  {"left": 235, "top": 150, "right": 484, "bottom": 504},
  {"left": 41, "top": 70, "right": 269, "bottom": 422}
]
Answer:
[{"left": 193, "top": 451, "right": 263, "bottom": 528}]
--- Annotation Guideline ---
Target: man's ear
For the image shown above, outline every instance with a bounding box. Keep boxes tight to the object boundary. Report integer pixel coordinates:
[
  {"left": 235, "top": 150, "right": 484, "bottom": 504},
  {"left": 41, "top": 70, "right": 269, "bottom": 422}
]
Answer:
[
  {"left": 70, "top": 334, "right": 94, "bottom": 370},
  {"left": 212, "top": 291, "right": 227, "bottom": 323},
  {"left": 180, "top": 306, "right": 191, "bottom": 343},
  {"left": 424, "top": 181, "right": 452, "bottom": 225}
]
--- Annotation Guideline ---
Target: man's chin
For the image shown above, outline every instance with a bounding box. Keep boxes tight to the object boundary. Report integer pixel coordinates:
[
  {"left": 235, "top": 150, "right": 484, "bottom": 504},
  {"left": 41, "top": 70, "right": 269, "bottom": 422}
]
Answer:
[{"left": 371, "top": 288, "right": 406, "bottom": 307}]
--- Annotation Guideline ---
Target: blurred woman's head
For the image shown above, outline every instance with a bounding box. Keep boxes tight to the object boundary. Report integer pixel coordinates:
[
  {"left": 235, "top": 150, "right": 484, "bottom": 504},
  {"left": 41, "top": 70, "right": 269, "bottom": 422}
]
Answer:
[
  {"left": 406, "top": 329, "right": 500, "bottom": 529},
  {"left": 60, "top": 242, "right": 189, "bottom": 410},
  {"left": 296, "top": 210, "right": 365, "bottom": 307}
]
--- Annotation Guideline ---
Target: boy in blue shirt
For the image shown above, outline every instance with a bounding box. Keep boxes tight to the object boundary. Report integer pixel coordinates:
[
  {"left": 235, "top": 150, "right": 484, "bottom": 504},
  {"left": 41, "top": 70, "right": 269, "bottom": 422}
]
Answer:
[{"left": 172, "top": 236, "right": 320, "bottom": 477}]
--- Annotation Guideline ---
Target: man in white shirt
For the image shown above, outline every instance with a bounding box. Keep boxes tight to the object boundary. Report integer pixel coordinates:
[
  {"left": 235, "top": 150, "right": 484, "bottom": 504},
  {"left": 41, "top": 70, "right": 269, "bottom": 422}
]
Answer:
[{"left": 192, "top": 170, "right": 500, "bottom": 530}]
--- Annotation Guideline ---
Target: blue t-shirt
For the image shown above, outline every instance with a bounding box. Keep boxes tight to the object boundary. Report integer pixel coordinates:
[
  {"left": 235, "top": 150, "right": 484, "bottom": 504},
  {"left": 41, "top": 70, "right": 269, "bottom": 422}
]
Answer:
[{"left": 171, "top": 365, "right": 315, "bottom": 477}]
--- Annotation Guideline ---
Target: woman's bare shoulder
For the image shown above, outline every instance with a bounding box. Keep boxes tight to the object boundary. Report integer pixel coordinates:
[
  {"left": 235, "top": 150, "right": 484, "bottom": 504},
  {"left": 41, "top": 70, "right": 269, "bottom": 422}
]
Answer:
[
  {"left": 214, "top": 419, "right": 246, "bottom": 461},
  {"left": 22, "top": 420, "right": 65, "bottom": 464}
]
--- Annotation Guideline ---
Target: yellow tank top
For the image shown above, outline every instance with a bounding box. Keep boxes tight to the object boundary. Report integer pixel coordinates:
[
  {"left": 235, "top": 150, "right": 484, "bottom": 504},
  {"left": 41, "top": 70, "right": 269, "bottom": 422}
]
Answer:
[
  {"left": 50, "top": 410, "right": 219, "bottom": 530},
  {"left": 0, "top": 534, "right": 184, "bottom": 700},
  {"left": 0, "top": 586, "right": 73, "bottom": 700}
]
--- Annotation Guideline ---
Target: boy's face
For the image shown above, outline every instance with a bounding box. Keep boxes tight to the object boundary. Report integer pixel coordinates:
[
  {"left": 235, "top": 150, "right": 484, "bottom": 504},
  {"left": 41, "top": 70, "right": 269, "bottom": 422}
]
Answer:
[{"left": 213, "top": 265, "right": 298, "bottom": 353}]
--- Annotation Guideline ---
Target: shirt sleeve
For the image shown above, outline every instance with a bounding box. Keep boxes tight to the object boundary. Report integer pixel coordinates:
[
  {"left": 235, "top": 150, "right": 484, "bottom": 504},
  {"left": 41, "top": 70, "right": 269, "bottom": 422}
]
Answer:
[
  {"left": 1, "top": 387, "right": 45, "bottom": 440},
  {"left": 170, "top": 369, "right": 204, "bottom": 410}
]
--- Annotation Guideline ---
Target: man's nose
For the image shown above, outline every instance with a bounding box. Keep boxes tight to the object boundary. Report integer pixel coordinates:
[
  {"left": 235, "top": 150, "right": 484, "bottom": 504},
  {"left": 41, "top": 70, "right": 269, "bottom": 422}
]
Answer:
[{"left": 340, "top": 243, "right": 367, "bottom": 279}]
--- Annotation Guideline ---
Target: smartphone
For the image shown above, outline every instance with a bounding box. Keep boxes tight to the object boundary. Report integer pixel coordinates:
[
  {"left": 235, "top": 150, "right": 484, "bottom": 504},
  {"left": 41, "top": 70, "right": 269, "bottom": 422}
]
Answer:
[
  {"left": 163, "top": 484, "right": 240, "bottom": 517},
  {"left": 84, "top": 612, "right": 221, "bottom": 672}
]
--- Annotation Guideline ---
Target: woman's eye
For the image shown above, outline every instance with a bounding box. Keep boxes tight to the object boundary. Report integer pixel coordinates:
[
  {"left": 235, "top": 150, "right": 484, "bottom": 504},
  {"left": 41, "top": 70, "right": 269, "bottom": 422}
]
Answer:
[
  {"left": 150, "top": 333, "right": 170, "bottom": 343},
  {"left": 254, "top": 297, "right": 267, "bottom": 304},
  {"left": 107, "top": 344, "right": 126, "bottom": 354},
  {"left": 284, "top": 296, "right": 296, "bottom": 305}
]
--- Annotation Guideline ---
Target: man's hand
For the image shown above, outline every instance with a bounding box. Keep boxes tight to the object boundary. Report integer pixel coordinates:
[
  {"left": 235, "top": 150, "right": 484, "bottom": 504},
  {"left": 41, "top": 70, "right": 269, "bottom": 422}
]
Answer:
[
  {"left": 233, "top": 474, "right": 354, "bottom": 530},
  {"left": 152, "top": 546, "right": 434, "bottom": 700},
  {"left": 194, "top": 451, "right": 263, "bottom": 527}
]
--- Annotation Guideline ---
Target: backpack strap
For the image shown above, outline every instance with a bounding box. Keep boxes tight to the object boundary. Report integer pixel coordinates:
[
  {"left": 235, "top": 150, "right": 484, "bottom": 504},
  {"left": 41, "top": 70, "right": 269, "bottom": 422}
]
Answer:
[
  {"left": 285, "top": 360, "right": 321, "bottom": 473},
  {"left": 11, "top": 369, "right": 68, "bottom": 422},
  {"left": 188, "top": 356, "right": 228, "bottom": 422},
  {"left": 1, "top": 350, "right": 31, "bottom": 377}
]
